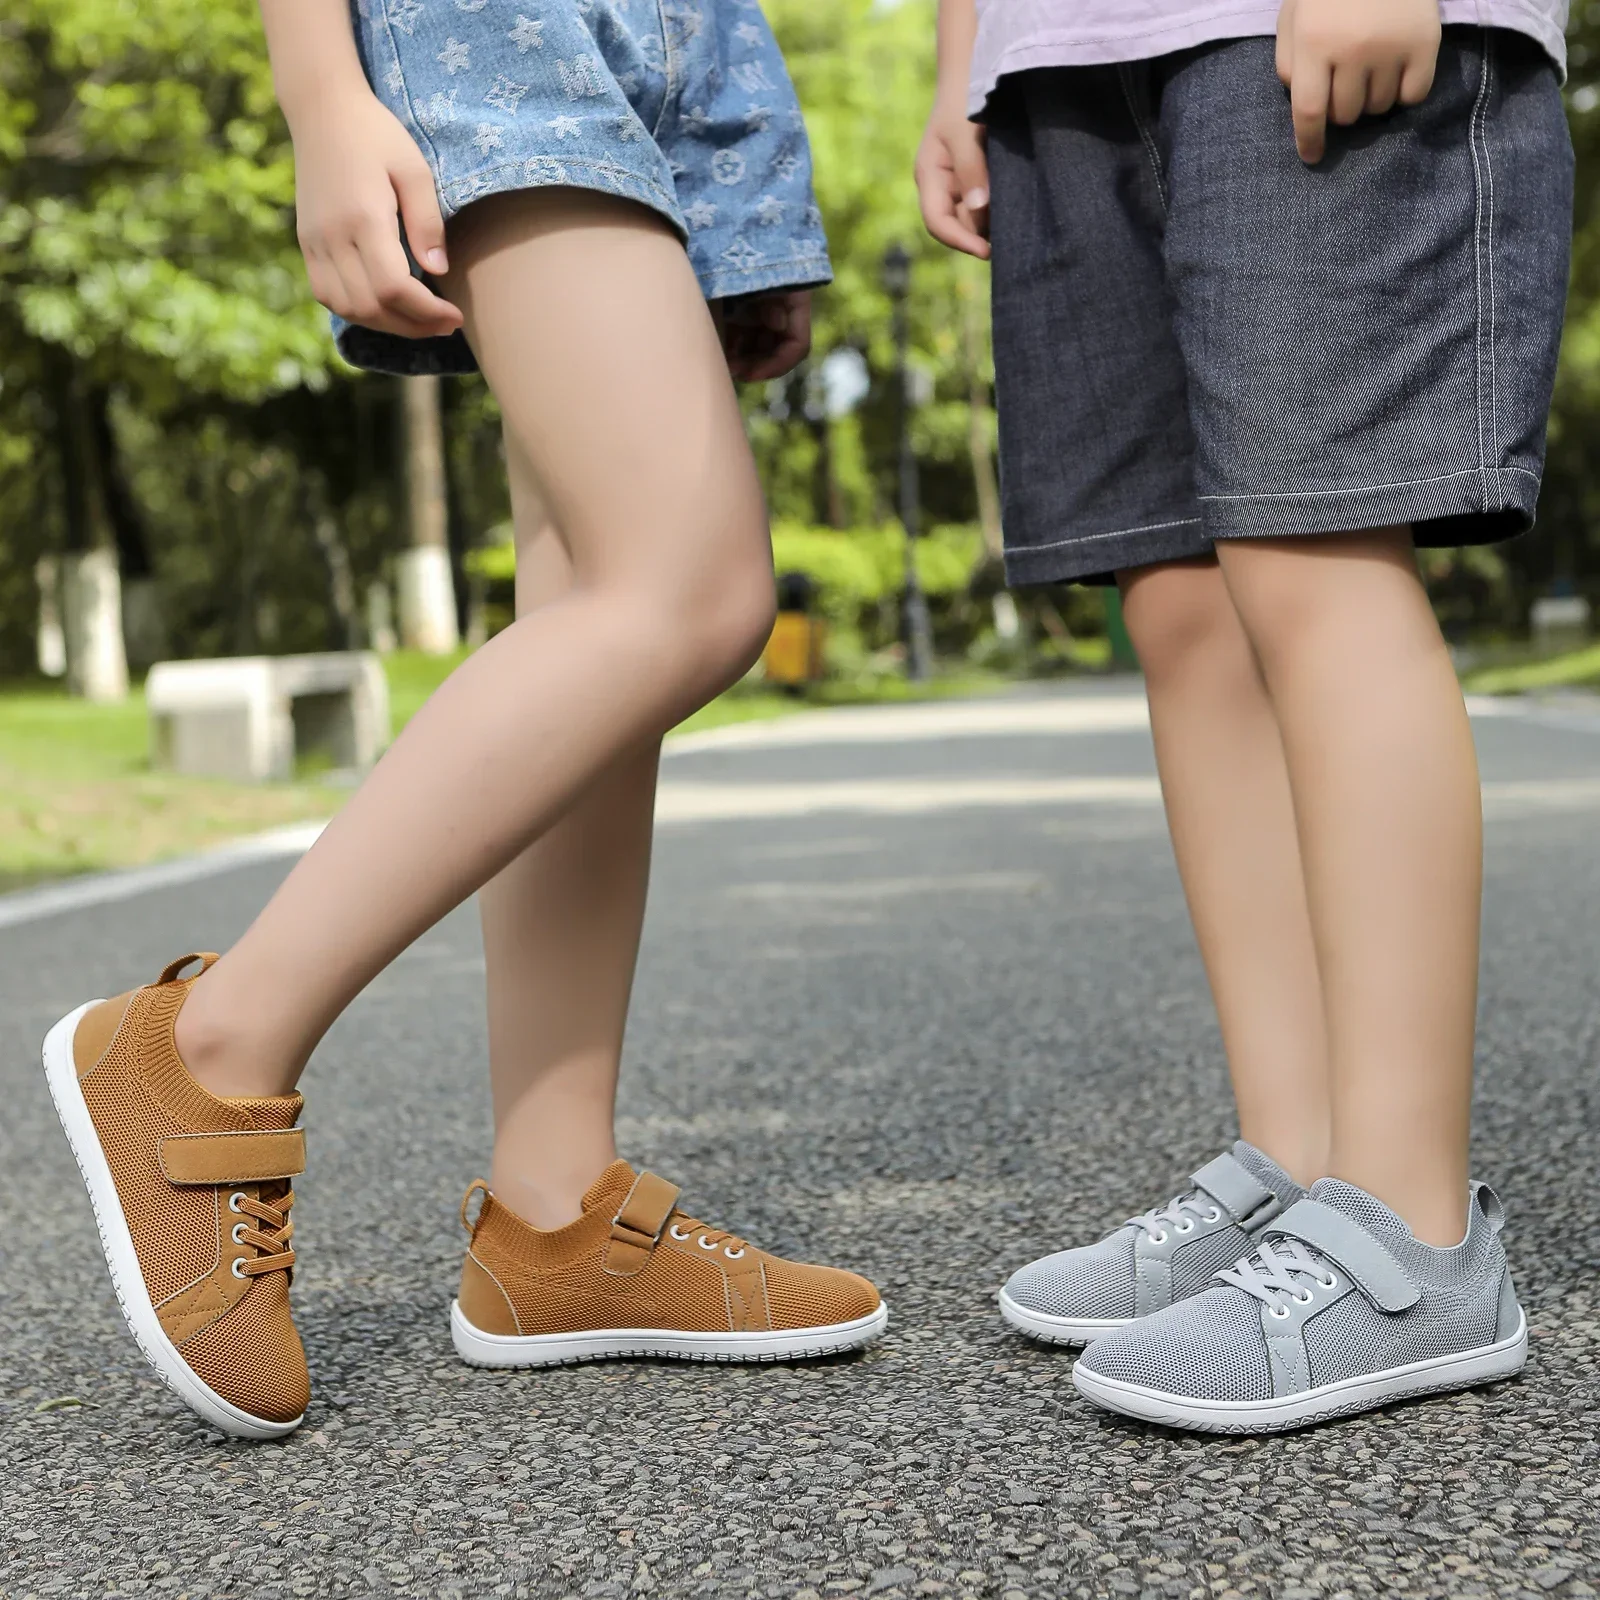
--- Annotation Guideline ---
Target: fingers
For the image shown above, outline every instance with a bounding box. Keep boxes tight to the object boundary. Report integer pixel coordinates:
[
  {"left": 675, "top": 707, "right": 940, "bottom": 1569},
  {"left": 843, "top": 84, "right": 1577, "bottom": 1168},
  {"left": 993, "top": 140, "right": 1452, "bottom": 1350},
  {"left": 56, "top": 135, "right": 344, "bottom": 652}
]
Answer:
[
  {"left": 328, "top": 215, "right": 460, "bottom": 337},
  {"left": 392, "top": 158, "right": 452, "bottom": 277},
  {"left": 1398, "top": 47, "right": 1438, "bottom": 106},
  {"left": 1329, "top": 61, "right": 1370, "bottom": 126},
  {"left": 915, "top": 121, "right": 991, "bottom": 260},
  {"left": 950, "top": 125, "right": 991, "bottom": 248},
  {"left": 307, "top": 201, "right": 463, "bottom": 338},
  {"left": 720, "top": 292, "right": 812, "bottom": 382},
  {"left": 1365, "top": 60, "right": 1403, "bottom": 116},
  {"left": 1275, "top": 0, "right": 1296, "bottom": 85},
  {"left": 1290, "top": 58, "right": 1332, "bottom": 163}
]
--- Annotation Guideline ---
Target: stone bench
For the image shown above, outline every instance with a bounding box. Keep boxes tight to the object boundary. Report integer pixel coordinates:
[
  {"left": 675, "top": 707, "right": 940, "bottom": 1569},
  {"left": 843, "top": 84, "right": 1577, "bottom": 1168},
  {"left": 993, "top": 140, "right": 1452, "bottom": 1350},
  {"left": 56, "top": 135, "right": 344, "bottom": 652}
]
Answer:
[{"left": 146, "top": 652, "right": 390, "bottom": 783}]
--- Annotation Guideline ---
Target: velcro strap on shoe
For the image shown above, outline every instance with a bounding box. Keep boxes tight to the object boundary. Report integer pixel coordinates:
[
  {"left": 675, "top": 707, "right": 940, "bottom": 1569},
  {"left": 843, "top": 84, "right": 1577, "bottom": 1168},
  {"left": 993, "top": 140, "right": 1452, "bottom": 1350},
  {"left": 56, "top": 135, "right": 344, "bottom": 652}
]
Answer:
[
  {"left": 603, "top": 1171, "right": 681, "bottom": 1276},
  {"left": 1266, "top": 1199, "right": 1421, "bottom": 1312},
  {"left": 158, "top": 1129, "right": 306, "bottom": 1185},
  {"left": 1191, "top": 1153, "right": 1280, "bottom": 1229}
]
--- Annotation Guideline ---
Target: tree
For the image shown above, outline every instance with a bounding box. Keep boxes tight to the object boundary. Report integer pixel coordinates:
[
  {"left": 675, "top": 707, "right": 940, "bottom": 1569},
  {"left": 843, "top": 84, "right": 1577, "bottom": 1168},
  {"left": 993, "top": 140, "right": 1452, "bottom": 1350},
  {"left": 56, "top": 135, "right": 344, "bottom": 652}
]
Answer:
[{"left": 0, "top": 0, "right": 334, "bottom": 690}]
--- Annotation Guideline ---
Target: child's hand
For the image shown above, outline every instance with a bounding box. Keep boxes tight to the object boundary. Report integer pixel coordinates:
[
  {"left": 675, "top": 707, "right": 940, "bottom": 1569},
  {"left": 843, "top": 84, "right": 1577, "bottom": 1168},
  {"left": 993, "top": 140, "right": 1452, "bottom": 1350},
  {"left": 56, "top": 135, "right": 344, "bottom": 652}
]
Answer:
[
  {"left": 291, "top": 88, "right": 465, "bottom": 339},
  {"left": 713, "top": 290, "right": 812, "bottom": 382},
  {"left": 916, "top": 98, "right": 990, "bottom": 259},
  {"left": 1276, "top": 0, "right": 1442, "bottom": 164}
]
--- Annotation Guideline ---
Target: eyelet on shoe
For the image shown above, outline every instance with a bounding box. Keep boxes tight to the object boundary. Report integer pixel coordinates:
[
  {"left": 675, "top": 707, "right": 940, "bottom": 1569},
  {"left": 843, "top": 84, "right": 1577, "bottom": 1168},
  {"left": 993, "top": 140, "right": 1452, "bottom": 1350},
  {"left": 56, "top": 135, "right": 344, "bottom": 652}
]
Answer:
[
  {"left": 1176, "top": 1220, "right": 1194, "bottom": 1234},
  {"left": 231, "top": 1258, "right": 249, "bottom": 1279},
  {"left": 725, "top": 1246, "right": 745, "bottom": 1259},
  {"left": 1148, "top": 1231, "right": 1167, "bottom": 1245},
  {"left": 697, "top": 1236, "right": 720, "bottom": 1251},
  {"left": 1295, "top": 1289, "right": 1314, "bottom": 1305},
  {"left": 228, "top": 1192, "right": 247, "bottom": 1214},
  {"left": 1206, "top": 1208, "right": 1223, "bottom": 1223},
  {"left": 669, "top": 1224, "right": 691, "bottom": 1241},
  {"left": 1319, "top": 1274, "right": 1338, "bottom": 1290},
  {"left": 1270, "top": 1303, "right": 1291, "bottom": 1319},
  {"left": 231, "top": 1222, "right": 248, "bottom": 1245}
]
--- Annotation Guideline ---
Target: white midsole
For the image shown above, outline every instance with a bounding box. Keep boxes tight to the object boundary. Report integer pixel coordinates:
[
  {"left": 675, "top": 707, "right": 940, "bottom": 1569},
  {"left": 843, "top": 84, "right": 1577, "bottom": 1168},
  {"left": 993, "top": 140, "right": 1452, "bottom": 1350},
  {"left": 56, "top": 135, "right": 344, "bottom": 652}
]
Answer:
[
  {"left": 1072, "top": 1311, "right": 1528, "bottom": 1433},
  {"left": 997, "top": 1287, "right": 1132, "bottom": 1347},
  {"left": 43, "top": 1002, "right": 302, "bottom": 1441},
  {"left": 451, "top": 1298, "right": 890, "bottom": 1368}
]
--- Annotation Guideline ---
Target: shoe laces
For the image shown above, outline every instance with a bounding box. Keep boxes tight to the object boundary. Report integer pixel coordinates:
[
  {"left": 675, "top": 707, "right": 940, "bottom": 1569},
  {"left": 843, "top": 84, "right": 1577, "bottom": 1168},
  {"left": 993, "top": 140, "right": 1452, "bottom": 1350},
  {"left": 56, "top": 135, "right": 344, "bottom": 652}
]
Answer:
[
  {"left": 1130, "top": 1188, "right": 1223, "bottom": 1244},
  {"left": 228, "top": 1184, "right": 296, "bottom": 1278},
  {"left": 1218, "top": 1235, "right": 1336, "bottom": 1316},
  {"left": 665, "top": 1211, "right": 750, "bottom": 1261}
]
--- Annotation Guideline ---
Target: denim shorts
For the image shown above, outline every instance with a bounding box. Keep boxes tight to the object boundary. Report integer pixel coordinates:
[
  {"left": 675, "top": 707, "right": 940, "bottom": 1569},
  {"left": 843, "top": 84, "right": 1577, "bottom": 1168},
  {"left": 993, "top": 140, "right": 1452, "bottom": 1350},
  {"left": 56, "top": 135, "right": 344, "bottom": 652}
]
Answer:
[
  {"left": 337, "top": 0, "right": 832, "bottom": 375},
  {"left": 985, "top": 28, "right": 1574, "bottom": 586}
]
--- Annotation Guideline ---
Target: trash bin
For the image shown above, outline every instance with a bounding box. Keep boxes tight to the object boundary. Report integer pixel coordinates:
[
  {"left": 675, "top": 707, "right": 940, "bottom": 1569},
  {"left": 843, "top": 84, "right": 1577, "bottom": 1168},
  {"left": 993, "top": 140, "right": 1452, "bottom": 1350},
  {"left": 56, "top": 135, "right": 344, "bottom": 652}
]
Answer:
[{"left": 763, "top": 572, "right": 826, "bottom": 692}]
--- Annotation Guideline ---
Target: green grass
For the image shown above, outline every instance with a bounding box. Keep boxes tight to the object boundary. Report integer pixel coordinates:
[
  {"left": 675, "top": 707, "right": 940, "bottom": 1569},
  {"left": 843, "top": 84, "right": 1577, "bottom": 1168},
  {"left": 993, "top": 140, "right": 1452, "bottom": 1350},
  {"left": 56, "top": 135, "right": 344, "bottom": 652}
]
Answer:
[
  {"left": 0, "top": 686, "right": 345, "bottom": 894},
  {"left": 0, "top": 656, "right": 1011, "bottom": 890},
  {"left": 1461, "top": 642, "right": 1600, "bottom": 697}
]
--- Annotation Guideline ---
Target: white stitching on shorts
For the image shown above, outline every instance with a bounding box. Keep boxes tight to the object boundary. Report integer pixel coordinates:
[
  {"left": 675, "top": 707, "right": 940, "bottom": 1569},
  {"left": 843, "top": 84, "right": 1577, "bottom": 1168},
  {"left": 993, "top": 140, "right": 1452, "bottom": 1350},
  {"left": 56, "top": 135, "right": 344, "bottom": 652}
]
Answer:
[
  {"left": 1199, "top": 465, "right": 1539, "bottom": 503},
  {"left": 1020, "top": 516, "right": 1204, "bottom": 555},
  {"left": 1117, "top": 65, "right": 1168, "bottom": 213},
  {"left": 1478, "top": 37, "right": 1491, "bottom": 486},
  {"left": 1466, "top": 34, "right": 1495, "bottom": 499}
]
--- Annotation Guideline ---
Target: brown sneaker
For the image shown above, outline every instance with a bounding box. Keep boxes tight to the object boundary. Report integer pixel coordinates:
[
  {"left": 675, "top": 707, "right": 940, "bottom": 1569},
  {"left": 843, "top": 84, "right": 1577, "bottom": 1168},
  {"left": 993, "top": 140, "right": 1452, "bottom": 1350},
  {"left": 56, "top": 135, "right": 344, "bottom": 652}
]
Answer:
[
  {"left": 451, "top": 1161, "right": 888, "bottom": 1366},
  {"left": 43, "top": 955, "right": 309, "bottom": 1439}
]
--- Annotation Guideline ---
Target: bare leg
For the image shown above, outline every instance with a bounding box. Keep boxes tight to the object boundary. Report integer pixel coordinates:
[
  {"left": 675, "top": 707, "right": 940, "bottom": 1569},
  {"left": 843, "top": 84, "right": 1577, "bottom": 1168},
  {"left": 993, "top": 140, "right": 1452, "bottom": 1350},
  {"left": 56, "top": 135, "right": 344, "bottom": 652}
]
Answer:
[
  {"left": 1215, "top": 530, "right": 1480, "bottom": 1245},
  {"left": 176, "top": 191, "right": 774, "bottom": 1098},
  {"left": 480, "top": 443, "right": 658, "bottom": 1230},
  {"left": 1120, "top": 559, "right": 1330, "bottom": 1185}
]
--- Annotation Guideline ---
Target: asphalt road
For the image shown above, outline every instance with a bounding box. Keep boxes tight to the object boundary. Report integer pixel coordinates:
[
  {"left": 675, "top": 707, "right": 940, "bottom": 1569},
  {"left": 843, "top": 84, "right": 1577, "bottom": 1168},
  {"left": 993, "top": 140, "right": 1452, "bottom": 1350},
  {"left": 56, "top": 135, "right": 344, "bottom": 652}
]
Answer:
[{"left": 3, "top": 683, "right": 1599, "bottom": 1600}]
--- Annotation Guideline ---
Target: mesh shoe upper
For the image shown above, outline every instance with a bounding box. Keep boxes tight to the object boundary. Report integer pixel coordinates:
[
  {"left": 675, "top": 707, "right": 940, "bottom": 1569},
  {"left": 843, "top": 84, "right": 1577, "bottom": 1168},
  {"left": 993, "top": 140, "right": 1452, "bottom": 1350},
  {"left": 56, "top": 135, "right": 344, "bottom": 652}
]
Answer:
[
  {"left": 459, "top": 1161, "right": 881, "bottom": 1338},
  {"left": 73, "top": 961, "right": 309, "bottom": 1426},
  {"left": 1003, "top": 1141, "right": 1304, "bottom": 1322},
  {"left": 1077, "top": 1178, "right": 1513, "bottom": 1403}
]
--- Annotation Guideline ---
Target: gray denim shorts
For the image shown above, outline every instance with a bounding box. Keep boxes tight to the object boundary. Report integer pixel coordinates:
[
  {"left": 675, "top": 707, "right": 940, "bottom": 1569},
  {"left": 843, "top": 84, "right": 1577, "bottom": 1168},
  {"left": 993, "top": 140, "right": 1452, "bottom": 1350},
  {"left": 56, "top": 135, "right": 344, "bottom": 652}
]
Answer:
[{"left": 985, "top": 28, "right": 1574, "bottom": 586}]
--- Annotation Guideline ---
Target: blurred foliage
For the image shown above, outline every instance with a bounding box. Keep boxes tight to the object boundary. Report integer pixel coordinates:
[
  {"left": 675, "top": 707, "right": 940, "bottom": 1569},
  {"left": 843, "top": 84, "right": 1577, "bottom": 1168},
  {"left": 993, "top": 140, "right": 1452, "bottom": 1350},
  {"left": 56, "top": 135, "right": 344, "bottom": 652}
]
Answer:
[{"left": 0, "top": 0, "right": 1598, "bottom": 687}]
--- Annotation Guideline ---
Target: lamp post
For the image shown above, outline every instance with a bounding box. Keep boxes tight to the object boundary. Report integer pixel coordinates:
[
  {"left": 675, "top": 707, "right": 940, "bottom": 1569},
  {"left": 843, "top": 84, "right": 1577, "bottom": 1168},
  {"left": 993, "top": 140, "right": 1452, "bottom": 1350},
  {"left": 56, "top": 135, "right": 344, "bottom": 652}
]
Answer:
[{"left": 882, "top": 242, "right": 934, "bottom": 683}]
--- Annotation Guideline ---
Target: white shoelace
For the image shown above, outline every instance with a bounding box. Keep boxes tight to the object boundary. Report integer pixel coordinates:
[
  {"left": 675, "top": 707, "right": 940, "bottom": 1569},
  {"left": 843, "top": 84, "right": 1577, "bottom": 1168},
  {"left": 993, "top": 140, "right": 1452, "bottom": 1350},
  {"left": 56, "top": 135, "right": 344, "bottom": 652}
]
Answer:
[
  {"left": 1130, "top": 1189, "right": 1222, "bottom": 1243},
  {"left": 1219, "top": 1235, "right": 1336, "bottom": 1311}
]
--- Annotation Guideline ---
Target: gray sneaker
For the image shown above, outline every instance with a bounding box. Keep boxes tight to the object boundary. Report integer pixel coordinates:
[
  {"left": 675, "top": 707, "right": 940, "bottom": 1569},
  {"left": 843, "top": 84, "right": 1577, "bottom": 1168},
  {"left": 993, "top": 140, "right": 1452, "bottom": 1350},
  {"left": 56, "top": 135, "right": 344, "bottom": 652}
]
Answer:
[
  {"left": 998, "top": 1142, "right": 1304, "bottom": 1346},
  {"left": 1073, "top": 1178, "right": 1527, "bottom": 1433}
]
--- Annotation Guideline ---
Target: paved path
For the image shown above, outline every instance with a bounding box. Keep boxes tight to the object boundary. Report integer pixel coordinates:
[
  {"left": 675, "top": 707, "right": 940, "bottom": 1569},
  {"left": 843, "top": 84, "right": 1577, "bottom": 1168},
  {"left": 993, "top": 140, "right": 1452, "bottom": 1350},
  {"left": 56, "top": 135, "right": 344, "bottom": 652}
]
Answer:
[{"left": 4, "top": 684, "right": 1599, "bottom": 1600}]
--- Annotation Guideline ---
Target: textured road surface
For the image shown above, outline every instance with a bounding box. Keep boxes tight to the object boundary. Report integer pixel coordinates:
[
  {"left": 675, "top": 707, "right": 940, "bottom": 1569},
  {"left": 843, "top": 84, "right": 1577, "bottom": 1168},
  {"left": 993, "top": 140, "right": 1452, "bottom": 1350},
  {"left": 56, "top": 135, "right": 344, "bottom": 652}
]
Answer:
[{"left": 4, "top": 685, "right": 1599, "bottom": 1600}]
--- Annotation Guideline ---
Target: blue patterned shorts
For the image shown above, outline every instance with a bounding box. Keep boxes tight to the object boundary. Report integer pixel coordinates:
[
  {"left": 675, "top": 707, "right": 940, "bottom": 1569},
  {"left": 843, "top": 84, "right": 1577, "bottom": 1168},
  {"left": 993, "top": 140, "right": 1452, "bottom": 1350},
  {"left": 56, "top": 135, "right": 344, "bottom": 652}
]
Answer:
[{"left": 337, "top": 0, "right": 832, "bottom": 375}]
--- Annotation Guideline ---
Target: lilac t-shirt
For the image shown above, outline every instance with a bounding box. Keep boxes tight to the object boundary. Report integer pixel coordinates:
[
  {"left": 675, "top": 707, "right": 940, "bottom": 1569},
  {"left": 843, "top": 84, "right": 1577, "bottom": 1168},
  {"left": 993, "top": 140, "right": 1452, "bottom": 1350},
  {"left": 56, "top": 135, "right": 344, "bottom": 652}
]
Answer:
[{"left": 970, "top": 1, "right": 1570, "bottom": 114}]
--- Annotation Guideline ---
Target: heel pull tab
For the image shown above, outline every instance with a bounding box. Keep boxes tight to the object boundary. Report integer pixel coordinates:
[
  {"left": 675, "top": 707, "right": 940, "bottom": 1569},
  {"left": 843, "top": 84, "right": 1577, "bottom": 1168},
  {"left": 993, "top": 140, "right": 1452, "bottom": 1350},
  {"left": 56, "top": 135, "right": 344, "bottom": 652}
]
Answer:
[
  {"left": 461, "top": 1179, "right": 491, "bottom": 1235},
  {"left": 159, "top": 953, "right": 220, "bottom": 985},
  {"left": 1472, "top": 1180, "right": 1507, "bottom": 1235}
]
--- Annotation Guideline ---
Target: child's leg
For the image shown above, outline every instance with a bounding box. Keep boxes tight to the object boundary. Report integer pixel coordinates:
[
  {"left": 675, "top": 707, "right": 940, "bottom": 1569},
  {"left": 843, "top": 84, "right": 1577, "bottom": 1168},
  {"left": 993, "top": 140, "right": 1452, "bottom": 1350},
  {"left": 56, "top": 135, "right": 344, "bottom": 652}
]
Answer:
[
  {"left": 1214, "top": 529, "right": 1480, "bottom": 1246},
  {"left": 479, "top": 441, "right": 657, "bottom": 1231},
  {"left": 1119, "top": 558, "right": 1329, "bottom": 1186},
  {"left": 176, "top": 190, "right": 774, "bottom": 1097}
]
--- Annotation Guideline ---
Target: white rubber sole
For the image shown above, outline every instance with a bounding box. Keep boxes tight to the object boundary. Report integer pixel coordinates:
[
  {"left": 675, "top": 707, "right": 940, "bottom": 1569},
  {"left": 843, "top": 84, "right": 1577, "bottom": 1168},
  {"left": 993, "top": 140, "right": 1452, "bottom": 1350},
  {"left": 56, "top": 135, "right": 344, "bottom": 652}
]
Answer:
[
  {"left": 43, "top": 1002, "right": 303, "bottom": 1441},
  {"left": 998, "top": 1286, "right": 1133, "bottom": 1347},
  {"left": 1072, "top": 1311, "right": 1528, "bottom": 1434},
  {"left": 451, "top": 1297, "right": 890, "bottom": 1368}
]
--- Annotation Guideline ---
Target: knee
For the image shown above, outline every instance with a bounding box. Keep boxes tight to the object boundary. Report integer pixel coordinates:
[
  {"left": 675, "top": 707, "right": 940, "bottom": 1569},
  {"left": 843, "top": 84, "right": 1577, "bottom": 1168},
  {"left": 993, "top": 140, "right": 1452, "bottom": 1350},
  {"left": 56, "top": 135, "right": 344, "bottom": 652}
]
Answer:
[
  {"left": 1120, "top": 563, "right": 1252, "bottom": 691},
  {"left": 693, "top": 560, "right": 777, "bottom": 691},
  {"left": 637, "top": 543, "right": 775, "bottom": 701}
]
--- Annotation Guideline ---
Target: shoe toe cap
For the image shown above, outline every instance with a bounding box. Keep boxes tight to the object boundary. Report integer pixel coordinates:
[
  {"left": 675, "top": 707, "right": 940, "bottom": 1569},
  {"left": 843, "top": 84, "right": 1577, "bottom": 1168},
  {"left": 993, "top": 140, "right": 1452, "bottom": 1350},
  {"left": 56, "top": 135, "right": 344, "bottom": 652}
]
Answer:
[
  {"left": 1076, "top": 1287, "right": 1271, "bottom": 1403},
  {"left": 177, "top": 1287, "right": 310, "bottom": 1427},
  {"left": 1003, "top": 1233, "right": 1139, "bottom": 1321},
  {"left": 764, "top": 1257, "right": 882, "bottom": 1330}
]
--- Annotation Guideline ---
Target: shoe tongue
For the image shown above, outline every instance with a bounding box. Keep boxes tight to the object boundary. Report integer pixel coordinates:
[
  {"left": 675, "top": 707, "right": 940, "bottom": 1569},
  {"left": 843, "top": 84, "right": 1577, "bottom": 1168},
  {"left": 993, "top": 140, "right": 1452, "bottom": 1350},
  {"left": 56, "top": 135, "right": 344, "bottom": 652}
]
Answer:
[
  {"left": 221, "top": 1093, "right": 303, "bottom": 1131},
  {"left": 580, "top": 1159, "right": 639, "bottom": 1215},
  {"left": 1231, "top": 1140, "right": 1306, "bottom": 1207},
  {"left": 1306, "top": 1177, "right": 1414, "bottom": 1247}
]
